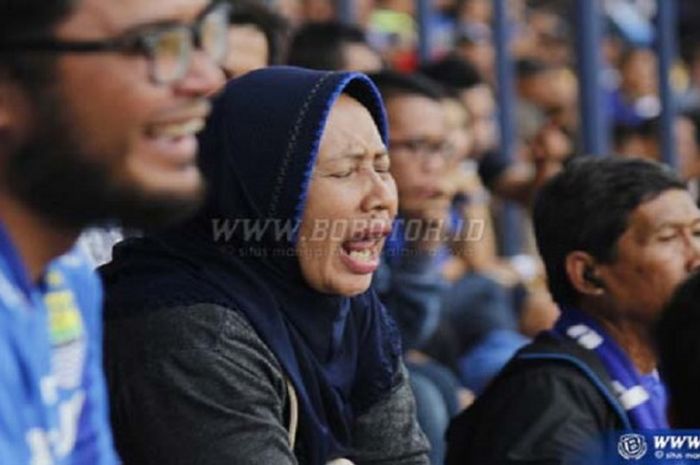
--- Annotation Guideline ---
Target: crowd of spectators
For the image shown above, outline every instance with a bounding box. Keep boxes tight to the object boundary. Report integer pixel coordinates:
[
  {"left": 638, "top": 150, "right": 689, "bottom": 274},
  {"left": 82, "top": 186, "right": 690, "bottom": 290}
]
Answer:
[
  {"left": 5, "top": 0, "right": 700, "bottom": 464},
  {"left": 235, "top": 0, "right": 700, "bottom": 463}
]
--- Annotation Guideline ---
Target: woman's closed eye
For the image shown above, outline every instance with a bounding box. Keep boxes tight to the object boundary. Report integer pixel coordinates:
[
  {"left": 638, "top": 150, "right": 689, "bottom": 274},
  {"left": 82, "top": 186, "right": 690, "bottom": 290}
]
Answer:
[
  {"left": 322, "top": 152, "right": 390, "bottom": 178},
  {"left": 329, "top": 169, "right": 355, "bottom": 178}
]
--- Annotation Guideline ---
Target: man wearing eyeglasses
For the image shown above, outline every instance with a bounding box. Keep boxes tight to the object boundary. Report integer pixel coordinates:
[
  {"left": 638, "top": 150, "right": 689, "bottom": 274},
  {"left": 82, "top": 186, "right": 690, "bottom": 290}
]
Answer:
[
  {"left": 0, "top": 0, "right": 225, "bottom": 463},
  {"left": 370, "top": 71, "right": 455, "bottom": 249},
  {"left": 369, "top": 70, "right": 462, "bottom": 465},
  {"left": 369, "top": 70, "right": 455, "bottom": 347}
]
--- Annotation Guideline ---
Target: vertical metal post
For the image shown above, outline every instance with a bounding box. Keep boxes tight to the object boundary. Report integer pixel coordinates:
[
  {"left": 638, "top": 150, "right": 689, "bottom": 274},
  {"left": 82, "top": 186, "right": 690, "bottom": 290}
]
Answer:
[
  {"left": 416, "top": 0, "right": 432, "bottom": 64},
  {"left": 337, "top": 0, "right": 356, "bottom": 25},
  {"left": 656, "top": 0, "right": 679, "bottom": 168},
  {"left": 493, "top": 0, "right": 521, "bottom": 256},
  {"left": 574, "top": 0, "right": 608, "bottom": 156},
  {"left": 493, "top": 0, "right": 516, "bottom": 162}
]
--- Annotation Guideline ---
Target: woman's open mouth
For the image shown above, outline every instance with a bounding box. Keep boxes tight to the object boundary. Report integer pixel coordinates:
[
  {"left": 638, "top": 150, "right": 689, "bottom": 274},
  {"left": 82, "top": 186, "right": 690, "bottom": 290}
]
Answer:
[{"left": 338, "top": 222, "right": 392, "bottom": 274}]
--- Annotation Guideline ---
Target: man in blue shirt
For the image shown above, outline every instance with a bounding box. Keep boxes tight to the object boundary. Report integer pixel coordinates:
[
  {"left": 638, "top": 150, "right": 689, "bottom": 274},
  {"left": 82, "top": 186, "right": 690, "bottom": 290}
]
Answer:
[{"left": 0, "top": 0, "right": 225, "bottom": 463}]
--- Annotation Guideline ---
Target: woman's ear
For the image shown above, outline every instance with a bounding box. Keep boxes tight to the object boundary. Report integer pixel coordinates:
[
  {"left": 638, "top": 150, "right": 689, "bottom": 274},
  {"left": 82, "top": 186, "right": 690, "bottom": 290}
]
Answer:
[{"left": 565, "top": 251, "right": 605, "bottom": 297}]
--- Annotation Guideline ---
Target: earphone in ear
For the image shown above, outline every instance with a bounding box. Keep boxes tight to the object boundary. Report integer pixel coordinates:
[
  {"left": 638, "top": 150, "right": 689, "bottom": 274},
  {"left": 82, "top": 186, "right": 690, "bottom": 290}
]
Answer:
[{"left": 583, "top": 267, "right": 605, "bottom": 290}]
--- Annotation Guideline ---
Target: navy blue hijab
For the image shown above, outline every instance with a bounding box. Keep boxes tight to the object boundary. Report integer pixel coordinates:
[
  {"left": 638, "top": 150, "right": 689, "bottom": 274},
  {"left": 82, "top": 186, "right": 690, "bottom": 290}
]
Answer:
[{"left": 101, "top": 67, "right": 402, "bottom": 464}]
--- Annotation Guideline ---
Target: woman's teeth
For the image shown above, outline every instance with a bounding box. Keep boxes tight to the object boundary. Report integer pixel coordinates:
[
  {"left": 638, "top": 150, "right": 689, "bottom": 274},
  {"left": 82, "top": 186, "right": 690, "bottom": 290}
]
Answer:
[{"left": 348, "top": 249, "right": 373, "bottom": 262}]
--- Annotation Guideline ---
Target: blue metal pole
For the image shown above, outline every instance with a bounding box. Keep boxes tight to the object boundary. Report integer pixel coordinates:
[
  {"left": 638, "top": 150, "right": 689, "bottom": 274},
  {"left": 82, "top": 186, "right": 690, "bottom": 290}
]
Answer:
[
  {"left": 493, "top": 0, "right": 516, "bottom": 162},
  {"left": 656, "top": 0, "right": 679, "bottom": 168},
  {"left": 416, "top": 0, "right": 431, "bottom": 63},
  {"left": 337, "top": 0, "right": 356, "bottom": 25},
  {"left": 493, "top": 0, "right": 521, "bottom": 256},
  {"left": 574, "top": 0, "right": 607, "bottom": 156}
]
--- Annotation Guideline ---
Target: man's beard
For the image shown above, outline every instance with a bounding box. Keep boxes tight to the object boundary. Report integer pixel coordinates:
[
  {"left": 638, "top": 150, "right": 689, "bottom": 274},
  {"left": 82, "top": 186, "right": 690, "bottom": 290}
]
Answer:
[{"left": 3, "top": 88, "right": 205, "bottom": 232}]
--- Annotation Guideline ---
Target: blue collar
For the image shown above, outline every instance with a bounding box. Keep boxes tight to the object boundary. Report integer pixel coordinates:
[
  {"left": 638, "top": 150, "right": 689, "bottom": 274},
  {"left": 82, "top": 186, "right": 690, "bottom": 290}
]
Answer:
[{"left": 552, "top": 306, "right": 668, "bottom": 429}]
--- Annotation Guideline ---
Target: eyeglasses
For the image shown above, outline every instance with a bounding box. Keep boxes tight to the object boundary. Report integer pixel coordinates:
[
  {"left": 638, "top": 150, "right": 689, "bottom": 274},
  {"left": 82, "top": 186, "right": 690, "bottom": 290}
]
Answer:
[
  {"left": 390, "top": 138, "right": 456, "bottom": 164},
  {"left": 0, "top": 2, "right": 231, "bottom": 85}
]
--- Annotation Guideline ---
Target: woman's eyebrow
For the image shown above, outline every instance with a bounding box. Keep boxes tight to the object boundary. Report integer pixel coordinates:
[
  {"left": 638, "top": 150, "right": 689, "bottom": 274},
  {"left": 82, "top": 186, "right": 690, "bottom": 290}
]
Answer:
[
  {"left": 324, "top": 151, "right": 366, "bottom": 162},
  {"left": 323, "top": 140, "right": 388, "bottom": 162}
]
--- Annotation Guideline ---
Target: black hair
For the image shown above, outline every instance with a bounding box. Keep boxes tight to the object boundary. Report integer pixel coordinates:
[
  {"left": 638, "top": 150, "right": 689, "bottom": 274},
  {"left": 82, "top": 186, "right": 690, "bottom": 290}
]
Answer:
[
  {"left": 420, "top": 55, "right": 484, "bottom": 92},
  {"left": 227, "top": 0, "right": 288, "bottom": 65},
  {"left": 515, "top": 58, "right": 553, "bottom": 80},
  {"left": 619, "top": 45, "right": 655, "bottom": 70},
  {"left": 612, "top": 118, "right": 659, "bottom": 149},
  {"left": 0, "top": 0, "right": 75, "bottom": 43},
  {"left": 287, "top": 21, "right": 370, "bottom": 71},
  {"left": 682, "top": 108, "right": 700, "bottom": 136},
  {"left": 656, "top": 270, "right": 700, "bottom": 427},
  {"left": 455, "top": 22, "right": 491, "bottom": 46},
  {"left": 0, "top": 0, "right": 76, "bottom": 86},
  {"left": 368, "top": 70, "right": 446, "bottom": 102},
  {"left": 533, "top": 157, "right": 685, "bottom": 307}
]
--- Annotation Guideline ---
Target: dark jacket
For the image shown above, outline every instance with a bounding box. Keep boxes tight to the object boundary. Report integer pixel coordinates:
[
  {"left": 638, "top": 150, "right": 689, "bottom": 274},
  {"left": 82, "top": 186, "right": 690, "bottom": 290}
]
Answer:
[
  {"left": 446, "top": 332, "right": 630, "bottom": 465},
  {"left": 104, "top": 303, "right": 429, "bottom": 465}
]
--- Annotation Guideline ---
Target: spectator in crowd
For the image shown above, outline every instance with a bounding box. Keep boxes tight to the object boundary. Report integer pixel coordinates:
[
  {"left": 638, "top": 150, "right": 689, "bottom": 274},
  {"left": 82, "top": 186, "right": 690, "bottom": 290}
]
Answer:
[
  {"left": 447, "top": 157, "right": 700, "bottom": 464},
  {"left": 679, "top": 110, "right": 700, "bottom": 200},
  {"left": 0, "top": 0, "right": 225, "bottom": 463},
  {"left": 614, "top": 114, "right": 700, "bottom": 185},
  {"left": 276, "top": 0, "right": 303, "bottom": 26},
  {"left": 367, "top": 0, "right": 418, "bottom": 71},
  {"left": 369, "top": 70, "right": 453, "bottom": 352},
  {"left": 516, "top": 58, "right": 577, "bottom": 124},
  {"left": 609, "top": 46, "right": 661, "bottom": 125},
  {"left": 456, "top": 0, "right": 492, "bottom": 26},
  {"left": 221, "top": 0, "right": 288, "bottom": 78},
  {"left": 300, "top": 0, "right": 335, "bottom": 22},
  {"left": 656, "top": 270, "right": 700, "bottom": 428},
  {"left": 101, "top": 67, "right": 429, "bottom": 465},
  {"left": 613, "top": 118, "right": 659, "bottom": 161},
  {"left": 370, "top": 70, "right": 464, "bottom": 465},
  {"left": 454, "top": 22, "right": 494, "bottom": 82},
  {"left": 288, "top": 21, "right": 384, "bottom": 73},
  {"left": 281, "top": 20, "right": 462, "bottom": 346},
  {"left": 422, "top": 55, "right": 562, "bottom": 351},
  {"left": 78, "top": 0, "right": 289, "bottom": 269},
  {"left": 422, "top": 55, "right": 567, "bottom": 206},
  {"left": 677, "top": 113, "right": 700, "bottom": 185},
  {"left": 420, "top": 56, "right": 496, "bottom": 161},
  {"left": 520, "top": 7, "right": 572, "bottom": 67},
  {"left": 431, "top": 90, "right": 530, "bottom": 396},
  {"left": 678, "top": 36, "right": 700, "bottom": 111}
]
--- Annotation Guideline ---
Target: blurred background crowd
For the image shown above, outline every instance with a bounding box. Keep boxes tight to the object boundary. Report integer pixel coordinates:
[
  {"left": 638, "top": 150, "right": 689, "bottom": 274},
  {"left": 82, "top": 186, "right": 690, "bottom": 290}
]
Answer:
[{"left": 103, "top": 1, "right": 700, "bottom": 463}]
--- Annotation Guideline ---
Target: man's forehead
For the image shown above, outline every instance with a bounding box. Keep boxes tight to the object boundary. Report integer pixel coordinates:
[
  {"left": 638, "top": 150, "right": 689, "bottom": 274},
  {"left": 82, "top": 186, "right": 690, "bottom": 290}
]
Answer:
[
  {"left": 628, "top": 189, "right": 700, "bottom": 234},
  {"left": 57, "top": 0, "right": 210, "bottom": 36},
  {"left": 388, "top": 95, "right": 445, "bottom": 133}
]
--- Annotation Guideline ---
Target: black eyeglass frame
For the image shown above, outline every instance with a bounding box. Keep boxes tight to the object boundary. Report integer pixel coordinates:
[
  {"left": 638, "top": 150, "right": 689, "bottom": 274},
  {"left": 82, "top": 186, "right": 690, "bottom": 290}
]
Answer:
[{"left": 390, "top": 138, "right": 457, "bottom": 163}]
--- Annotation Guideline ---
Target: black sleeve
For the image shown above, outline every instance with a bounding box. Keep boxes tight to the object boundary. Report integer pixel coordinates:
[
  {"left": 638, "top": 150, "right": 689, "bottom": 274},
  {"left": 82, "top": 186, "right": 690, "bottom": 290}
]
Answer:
[
  {"left": 446, "top": 364, "right": 614, "bottom": 465},
  {"left": 104, "top": 304, "right": 298, "bottom": 465},
  {"left": 351, "top": 362, "right": 430, "bottom": 465}
]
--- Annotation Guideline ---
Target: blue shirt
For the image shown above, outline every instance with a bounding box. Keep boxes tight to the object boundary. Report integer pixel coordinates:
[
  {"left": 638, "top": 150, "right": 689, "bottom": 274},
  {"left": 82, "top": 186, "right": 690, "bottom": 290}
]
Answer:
[{"left": 0, "top": 223, "right": 119, "bottom": 465}]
